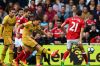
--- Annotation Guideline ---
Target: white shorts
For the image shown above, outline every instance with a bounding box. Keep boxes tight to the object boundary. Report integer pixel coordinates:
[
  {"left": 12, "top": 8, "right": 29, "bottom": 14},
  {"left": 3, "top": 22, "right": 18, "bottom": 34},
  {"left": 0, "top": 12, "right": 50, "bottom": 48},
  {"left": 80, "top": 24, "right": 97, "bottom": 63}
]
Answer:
[
  {"left": 14, "top": 38, "right": 23, "bottom": 47},
  {"left": 67, "top": 39, "right": 79, "bottom": 49}
]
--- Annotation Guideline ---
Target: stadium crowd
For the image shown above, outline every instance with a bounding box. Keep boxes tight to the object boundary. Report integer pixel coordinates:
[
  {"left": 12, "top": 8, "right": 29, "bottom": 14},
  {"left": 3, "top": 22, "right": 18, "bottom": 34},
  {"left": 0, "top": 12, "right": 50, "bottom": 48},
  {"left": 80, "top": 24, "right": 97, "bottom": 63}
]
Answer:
[{"left": 0, "top": 0, "right": 100, "bottom": 44}]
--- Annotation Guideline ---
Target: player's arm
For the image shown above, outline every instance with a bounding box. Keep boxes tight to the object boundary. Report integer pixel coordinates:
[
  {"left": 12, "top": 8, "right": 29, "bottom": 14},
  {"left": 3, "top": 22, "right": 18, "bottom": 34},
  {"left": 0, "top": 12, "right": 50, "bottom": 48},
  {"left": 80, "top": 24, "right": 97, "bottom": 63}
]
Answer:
[
  {"left": 79, "top": 20, "right": 85, "bottom": 44},
  {"left": 17, "top": 21, "right": 32, "bottom": 33},
  {"left": 13, "top": 23, "right": 20, "bottom": 33},
  {"left": 37, "top": 26, "right": 51, "bottom": 37},
  {"left": 0, "top": 16, "right": 8, "bottom": 38},
  {"left": 79, "top": 27, "right": 84, "bottom": 44},
  {"left": 61, "top": 18, "right": 69, "bottom": 33}
]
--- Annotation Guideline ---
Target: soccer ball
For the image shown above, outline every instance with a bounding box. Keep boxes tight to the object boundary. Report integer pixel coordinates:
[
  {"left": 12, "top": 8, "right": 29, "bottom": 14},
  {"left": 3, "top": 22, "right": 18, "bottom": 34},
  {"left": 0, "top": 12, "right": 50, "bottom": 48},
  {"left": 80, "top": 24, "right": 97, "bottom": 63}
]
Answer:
[{"left": 88, "top": 46, "right": 95, "bottom": 54}]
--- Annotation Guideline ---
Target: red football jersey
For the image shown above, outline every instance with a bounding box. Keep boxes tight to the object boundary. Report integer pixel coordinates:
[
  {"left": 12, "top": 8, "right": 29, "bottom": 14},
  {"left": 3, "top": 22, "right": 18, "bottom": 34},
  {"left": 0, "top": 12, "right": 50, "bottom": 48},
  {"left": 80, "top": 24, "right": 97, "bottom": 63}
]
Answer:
[
  {"left": 16, "top": 16, "right": 28, "bottom": 38},
  {"left": 63, "top": 16, "right": 85, "bottom": 39}
]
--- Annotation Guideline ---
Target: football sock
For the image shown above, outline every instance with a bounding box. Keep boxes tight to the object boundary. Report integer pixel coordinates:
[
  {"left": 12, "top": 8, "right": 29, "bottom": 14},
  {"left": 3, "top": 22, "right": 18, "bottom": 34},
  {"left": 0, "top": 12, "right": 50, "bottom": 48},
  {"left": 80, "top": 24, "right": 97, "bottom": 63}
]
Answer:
[
  {"left": 15, "top": 50, "right": 25, "bottom": 62},
  {"left": 36, "top": 55, "right": 41, "bottom": 65},
  {"left": 62, "top": 51, "right": 70, "bottom": 61},
  {"left": 82, "top": 52, "right": 88, "bottom": 64},
  {"left": 36, "top": 51, "right": 42, "bottom": 65},
  {"left": 17, "top": 52, "right": 20, "bottom": 56},
  {"left": 21, "top": 51, "right": 31, "bottom": 61},
  {"left": 9, "top": 49, "right": 14, "bottom": 63}
]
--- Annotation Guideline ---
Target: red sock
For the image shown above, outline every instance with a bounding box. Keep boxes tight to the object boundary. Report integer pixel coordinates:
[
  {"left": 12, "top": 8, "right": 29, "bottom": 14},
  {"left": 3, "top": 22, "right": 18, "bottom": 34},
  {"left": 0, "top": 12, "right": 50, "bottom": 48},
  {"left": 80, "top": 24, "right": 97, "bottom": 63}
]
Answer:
[
  {"left": 82, "top": 53, "right": 88, "bottom": 64},
  {"left": 17, "top": 52, "right": 20, "bottom": 56},
  {"left": 15, "top": 50, "right": 26, "bottom": 62},
  {"left": 62, "top": 51, "right": 70, "bottom": 61},
  {"left": 21, "top": 51, "right": 32, "bottom": 61}
]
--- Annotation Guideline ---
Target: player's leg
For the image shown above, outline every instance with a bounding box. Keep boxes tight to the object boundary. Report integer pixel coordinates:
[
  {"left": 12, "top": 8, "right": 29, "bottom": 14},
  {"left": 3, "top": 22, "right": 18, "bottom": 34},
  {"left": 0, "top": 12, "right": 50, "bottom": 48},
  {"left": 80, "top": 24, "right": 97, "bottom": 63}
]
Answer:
[
  {"left": 22, "top": 37, "right": 59, "bottom": 57},
  {"left": 61, "top": 40, "right": 72, "bottom": 66},
  {"left": 36, "top": 51, "right": 42, "bottom": 66},
  {"left": 78, "top": 44, "right": 88, "bottom": 64},
  {"left": 8, "top": 37, "right": 14, "bottom": 65},
  {"left": 9, "top": 44, "right": 14, "bottom": 65},
  {"left": 35, "top": 44, "right": 59, "bottom": 57},
  {"left": 1, "top": 37, "right": 9, "bottom": 66},
  {"left": 20, "top": 46, "right": 32, "bottom": 64},
  {"left": 15, "top": 38, "right": 21, "bottom": 56},
  {"left": 1, "top": 45, "right": 8, "bottom": 63}
]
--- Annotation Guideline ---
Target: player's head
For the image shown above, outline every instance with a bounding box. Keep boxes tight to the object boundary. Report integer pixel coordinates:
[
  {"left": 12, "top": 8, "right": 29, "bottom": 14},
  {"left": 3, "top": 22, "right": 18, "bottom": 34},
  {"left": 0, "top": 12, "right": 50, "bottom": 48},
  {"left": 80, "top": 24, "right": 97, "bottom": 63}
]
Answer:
[
  {"left": 24, "top": 8, "right": 31, "bottom": 17},
  {"left": 9, "top": 8, "right": 16, "bottom": 17},
  {"left": 32, "top": 18, "right": 41, "bottom": 25},
  {"left": 18, "top": 8, "right": 24, "bottom": 16},
  {"left": 57, "top": 20, "right": 61, "bottom": 28},
  {"left": 76, "top": 11, "right": 82, "bottom": 17}
]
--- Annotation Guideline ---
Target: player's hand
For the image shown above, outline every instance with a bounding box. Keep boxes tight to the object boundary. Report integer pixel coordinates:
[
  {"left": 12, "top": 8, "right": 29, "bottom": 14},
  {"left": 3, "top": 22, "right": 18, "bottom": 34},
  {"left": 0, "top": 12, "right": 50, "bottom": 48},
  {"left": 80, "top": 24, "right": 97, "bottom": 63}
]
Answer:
[
  {"left": 78, "top": 41, "right": 82, "bottom": 44},
  {"left": 0, "top": 35, "right": 3, "bottom": 39},
  {"left": 47, "top": 32, "right": 52, "bottom": 38}
]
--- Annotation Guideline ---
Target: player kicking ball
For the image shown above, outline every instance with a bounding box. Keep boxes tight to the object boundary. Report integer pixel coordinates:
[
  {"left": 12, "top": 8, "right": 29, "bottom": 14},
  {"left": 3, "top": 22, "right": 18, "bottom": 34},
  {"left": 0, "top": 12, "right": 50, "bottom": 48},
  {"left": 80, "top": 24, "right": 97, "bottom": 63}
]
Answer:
[
  {"left": 61, "top": 12, "right": 89, "bottom": 66},
  {"left": 13, "top": 18, "right": 59, "bottom": 66}
]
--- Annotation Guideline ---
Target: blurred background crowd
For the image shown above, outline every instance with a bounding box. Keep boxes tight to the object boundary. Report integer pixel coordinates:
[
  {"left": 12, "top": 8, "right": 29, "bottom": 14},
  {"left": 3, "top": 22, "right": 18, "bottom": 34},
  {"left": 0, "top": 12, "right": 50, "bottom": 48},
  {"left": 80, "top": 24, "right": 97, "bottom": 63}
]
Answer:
[{"left": 0, "top": 0, "right": 100, "bottom": 45}]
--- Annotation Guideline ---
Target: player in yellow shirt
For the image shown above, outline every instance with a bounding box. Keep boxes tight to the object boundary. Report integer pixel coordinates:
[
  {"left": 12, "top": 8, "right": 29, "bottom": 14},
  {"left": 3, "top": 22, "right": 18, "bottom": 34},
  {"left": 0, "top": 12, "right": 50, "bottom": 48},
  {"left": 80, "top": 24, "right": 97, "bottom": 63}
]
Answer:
[
  {"left": 0, "top": 8, "right": 16, "bottom": 66},
  {"left": 13, "top": 18, "right": 59, "bottom": 66}
]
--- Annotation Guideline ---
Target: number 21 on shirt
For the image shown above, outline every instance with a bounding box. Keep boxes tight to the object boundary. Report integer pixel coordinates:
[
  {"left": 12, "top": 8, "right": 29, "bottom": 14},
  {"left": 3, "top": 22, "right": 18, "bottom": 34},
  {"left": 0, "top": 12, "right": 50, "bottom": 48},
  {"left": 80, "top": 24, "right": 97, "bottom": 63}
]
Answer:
[{"left": 69, "top": 22, "right": 79, "bottom": 32}]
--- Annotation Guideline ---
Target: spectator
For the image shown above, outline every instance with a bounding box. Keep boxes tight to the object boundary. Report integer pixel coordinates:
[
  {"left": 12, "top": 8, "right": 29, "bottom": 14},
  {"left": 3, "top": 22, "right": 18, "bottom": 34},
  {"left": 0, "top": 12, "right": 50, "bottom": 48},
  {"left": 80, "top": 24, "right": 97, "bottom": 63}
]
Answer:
[
  {"left": 34, "top": 33, "right": 45, "bottom": 45},
  {"left": 53, "top": 0, "right": 64, "bottom": 12},
  {"left": 13, "top": 2, "right": 20, "bottom": 12},
  {"left": 53, "top": 14, "right": 60, "bottom": 27},
  {"left": 33, "top": 3, "right": 44, "bottom": 21},
  {"left": 86, "top": 13, "right": 96, "bottom": 26},
  {"left": 58, "top": 6, "right": 69, "bottom": 22},
  {"left": 51, "top": 21, "right": 65, "bottom": 44},
  {"left": 28, "top": 0, "right": 36, "bottom": 12},
  {"left": 45, "top": 5, "right": 56, "bottom": 22},
  {"left": 93, "top": 4, "right": 100, "bottom": 30},
  {"left": 78, "top": 0, "right": 86, "bottom": 11},
  {"left": 69, "top": 5, "right": 78, "bottom": 17},
  {"left": 65, "top": 0, "right": 74, "bottom": 13},
  {"left": 18, "top": 0, "right": 29, "bottom": 8},
  {"left": 90, "top": 35, "right": 100, "bottom": 43},
  {"left": 5, "top": 2, "right": 14, "bottom": 13},
  {"left": 40, "top": 14, "right": 48, "bottom": 28},
  {"left": 81, "top": 6, "right": 90, "bottom": 21},
  {"left": 43, "top": 0, "right": 52, "bottom": 11},
  {"left": 87, "top": 0, "right": 97, "bottom": 12},
  {"left": 89, "top": 24, "right": 100, "bottom": 42},
  {"left": 0, "top": 0, "right": 6, "bottom": 9},
  {"left": 0, "top": 6, "right": 7, "bottom": 24},
  {"left": 84, "top": 13, "right": 96, "bottom": 32}
]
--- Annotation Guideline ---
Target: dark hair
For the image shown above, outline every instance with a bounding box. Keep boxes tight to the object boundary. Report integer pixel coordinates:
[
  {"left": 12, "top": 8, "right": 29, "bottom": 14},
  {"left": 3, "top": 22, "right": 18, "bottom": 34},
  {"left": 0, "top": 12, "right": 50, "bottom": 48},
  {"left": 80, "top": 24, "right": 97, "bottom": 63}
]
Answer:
[
  {"left": 35, "top": 17, "right": 41, "bottom": 21},
  {"left": 18, "top": 8, "right": 24, "bottom": 11},
  {"left": 24, "top": 8, "right": 30, "bottom": 12},
  {"left": 76, "top": 11, "right": 82, "bottom": 16},
  {"left": 61, "top": 5, "right": 66, "bottom": 8},
  {"left": 9, "top": 8, "right": 15, "bottom": 12},
  {"left": 37, "top": 3, "right": 42, "bottom": 7}
]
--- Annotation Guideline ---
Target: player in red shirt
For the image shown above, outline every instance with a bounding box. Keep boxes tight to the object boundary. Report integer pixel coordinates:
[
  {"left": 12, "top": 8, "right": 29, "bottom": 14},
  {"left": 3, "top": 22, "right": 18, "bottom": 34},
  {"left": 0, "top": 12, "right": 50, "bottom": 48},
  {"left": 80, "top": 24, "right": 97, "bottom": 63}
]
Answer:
[
  {"left": 13, "top": 8, "right": 31, "bottom": 66},
  {"left": 61, "top": 12, "right": 89, "bottom": 66},
  {"left": 14, "top": 8, "right": 29, "bottom": 54}
]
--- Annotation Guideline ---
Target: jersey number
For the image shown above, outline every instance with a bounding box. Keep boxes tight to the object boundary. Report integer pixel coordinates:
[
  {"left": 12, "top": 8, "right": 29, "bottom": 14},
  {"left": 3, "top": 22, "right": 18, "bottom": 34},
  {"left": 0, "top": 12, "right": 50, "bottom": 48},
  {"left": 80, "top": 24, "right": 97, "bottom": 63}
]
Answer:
[{"left": 69, "top": 22, "right": 78, "bottom": 32}]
